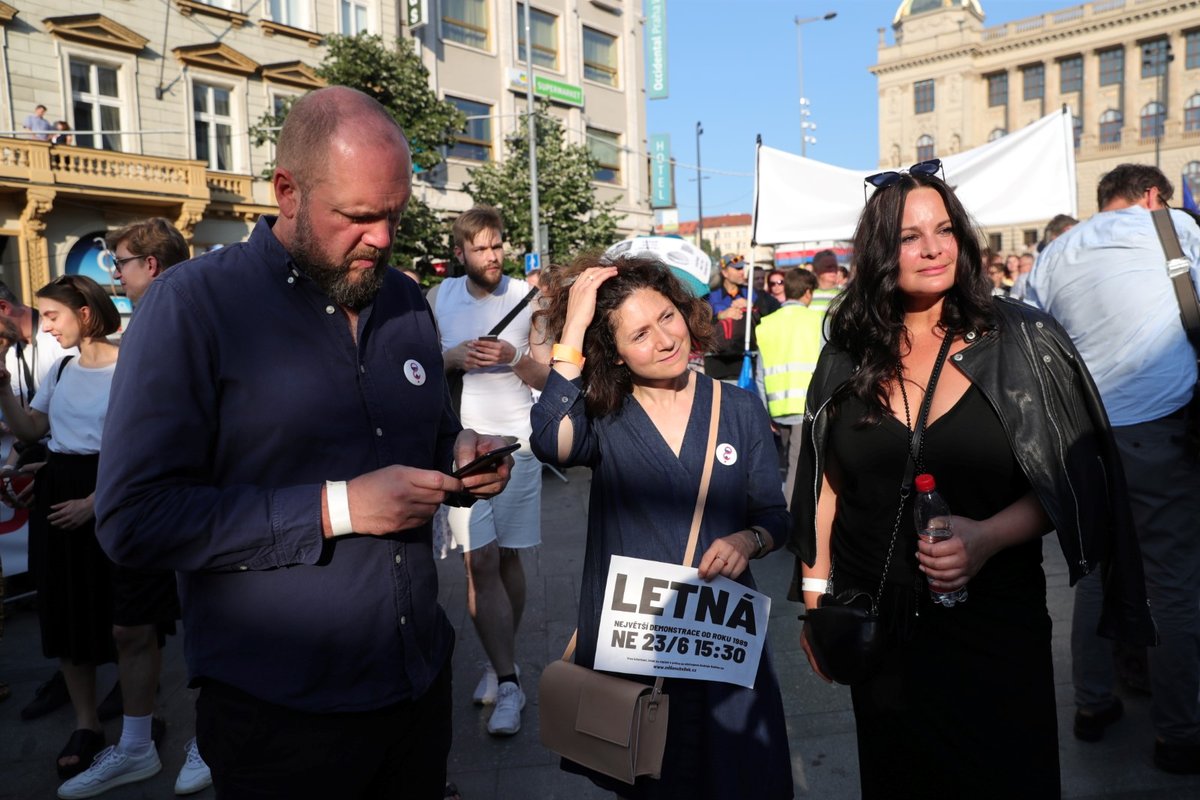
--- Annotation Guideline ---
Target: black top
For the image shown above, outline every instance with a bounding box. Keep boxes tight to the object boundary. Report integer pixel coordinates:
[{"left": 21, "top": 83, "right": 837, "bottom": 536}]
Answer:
[{"left": 827, "top": 383, "right": 1033, "bottom": 590}]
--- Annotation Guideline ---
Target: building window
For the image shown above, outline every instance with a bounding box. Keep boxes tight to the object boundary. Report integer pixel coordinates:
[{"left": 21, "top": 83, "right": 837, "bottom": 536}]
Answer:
[
  {"left": 988, "top": 127, "right": 1006, "bottom": 142},
  {"left": 269, "top": 0, "right": 309, "bottom": 28},
  {"left": 1142, "top": 38, "right": 1169, "bottom": 78},
  {"left": 1073, "top": 115, "right": 1083, "bottom": 149},
  {"left": 516, "top": 4, "right": 558, "bottom": 70},
  {"left": 447, "top": 96, "right": 491, "bottom": 161},
  {"left": 588, "top": 127, "right": 620, "bottom": 184},
  {"left": 1185, "top": 161, "right": 1200, "bottom": 196},
  {"left": 583, "top": 27, "right": 618, "bottom": 87},
  {"left": 70, "top": 58, "right": 123, "bottom": 151},
  {"left": 193, "top": 81, "right": 234, "bottom": 171},
  {"left": 916, "top": 134, "right": 934, "bottom": 161},
  {"left": 1099, "top": 47, "right": 1124, "bottom": 86},
  {"left": 1186, "top": 94, "right": 1200, "bottom": 132},
  {"left": 1060, "top": 55, "right": 1083, "bottom": 93},
  {"left": 442, "top": 0, "right": 488, "bottom": 49},
  {"left": 1022, "top": 64, "right": 1044, "bottom": 101},
  {"left": 1099, "top": 109, "right": 1122, "bottom": 144},
  {"left": 340, "top": 0, "right": 369, "bottom": 34},
  {"left": 1140, "top": 101, "right": 1165, "bottom": 140},
  {"left": 1023, "top": 229, "right": 1038, "bottom": 248},
  {"left": 987, "top": 72, "right": 1007, "bottom": 107},
  {"left": 1188, "top": 30, "right": 1200, "bottom": 69},
  {"left": 914, "top": 79, "right": 934, "bottom": 114}
]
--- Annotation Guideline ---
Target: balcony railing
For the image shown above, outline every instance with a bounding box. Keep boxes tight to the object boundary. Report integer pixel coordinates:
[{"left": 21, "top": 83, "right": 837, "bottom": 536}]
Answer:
[{"left": 0, "top": 138, "right": 258, "bottom": 206}]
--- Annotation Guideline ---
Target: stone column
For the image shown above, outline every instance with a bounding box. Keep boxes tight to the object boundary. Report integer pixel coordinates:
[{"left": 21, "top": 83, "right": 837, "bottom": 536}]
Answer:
[{"left": 18, "top": 188, "right": 56, "bottom": 303}]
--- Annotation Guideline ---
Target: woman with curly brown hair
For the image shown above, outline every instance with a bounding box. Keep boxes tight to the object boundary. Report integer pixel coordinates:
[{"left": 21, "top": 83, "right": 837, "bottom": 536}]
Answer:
[{"left": 530, "top": 254, "right": 792, "bottom": 799}]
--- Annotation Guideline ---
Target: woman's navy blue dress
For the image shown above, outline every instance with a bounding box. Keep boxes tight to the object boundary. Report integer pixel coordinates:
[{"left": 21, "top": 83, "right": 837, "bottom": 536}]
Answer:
[{"left": 532, "top": 371, "right": 793, "bottom": 800}]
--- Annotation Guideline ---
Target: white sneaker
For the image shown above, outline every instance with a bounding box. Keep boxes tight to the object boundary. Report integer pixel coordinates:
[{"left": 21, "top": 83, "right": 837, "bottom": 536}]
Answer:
[
  {"left": 487, "top": 682, "right": 526, "bottom": 736},
  {"left": 57, "top": 745, "right": 162, "bottom": 799},
  {"left": 174, "top": 738, "right": 212, "bottom": 795},
  {"left": 472, "top": 662, "right": 519, "bottom": 705}
]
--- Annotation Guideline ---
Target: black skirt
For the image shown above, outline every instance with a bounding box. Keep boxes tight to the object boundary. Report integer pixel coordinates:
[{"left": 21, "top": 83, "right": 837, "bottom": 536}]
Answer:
[{"left": 28, "top": 451, "right": 116, "bottom": 664}]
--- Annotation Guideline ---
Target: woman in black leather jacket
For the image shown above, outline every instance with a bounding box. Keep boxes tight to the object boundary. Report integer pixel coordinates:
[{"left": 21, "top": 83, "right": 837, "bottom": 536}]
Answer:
[{"left": 788, "top": 164, "right": 1155, "bottom": 800}]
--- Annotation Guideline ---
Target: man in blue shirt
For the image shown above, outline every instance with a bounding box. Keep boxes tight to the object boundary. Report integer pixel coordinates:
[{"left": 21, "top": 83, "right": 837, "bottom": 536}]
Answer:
[
  {"left": 94, "top": 87, "right": 511, "bottom": 797},
  {"left": 1028, "top": 163, "right": 1200, "bottom": 774}
]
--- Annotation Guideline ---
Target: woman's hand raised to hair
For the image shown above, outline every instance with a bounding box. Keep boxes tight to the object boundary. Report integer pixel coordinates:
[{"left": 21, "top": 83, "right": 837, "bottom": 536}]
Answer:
[{"left": 561, "top": 266, "right": 619, "bottom": 349}]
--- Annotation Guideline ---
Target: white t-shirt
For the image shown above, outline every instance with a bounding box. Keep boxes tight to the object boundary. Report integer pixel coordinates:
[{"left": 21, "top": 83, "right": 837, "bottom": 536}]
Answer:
[
  {"left": 30, "top": 356, "right": 115, "bottom": 455},
  {"left": 434, "top": 276, "right": 535, "bottom": 444},
  {"left": 5, "top": 328, "right": 75, "bottom": 400}
]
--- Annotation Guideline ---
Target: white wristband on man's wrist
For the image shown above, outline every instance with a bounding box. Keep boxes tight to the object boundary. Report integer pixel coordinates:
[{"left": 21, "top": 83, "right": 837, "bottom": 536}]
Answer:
[
  {"left": 326, "top": 480, "right": 354, "bottom": 536},
  {"left": 509, "top": 346, "right": 523, "bottom": 367},
  {"left": 801, "top": 577, "right": 829, "bottom": 594}
]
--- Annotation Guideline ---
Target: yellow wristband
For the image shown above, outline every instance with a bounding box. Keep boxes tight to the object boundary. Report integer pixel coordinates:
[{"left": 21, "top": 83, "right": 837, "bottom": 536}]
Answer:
[{"left": 551, "top": 343, "right": 585, "bottom": 368}]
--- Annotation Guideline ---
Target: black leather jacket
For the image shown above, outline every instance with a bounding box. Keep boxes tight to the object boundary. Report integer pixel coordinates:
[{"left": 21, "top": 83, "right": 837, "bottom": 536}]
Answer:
[{"left": 788, "top": 298, "right": 1157, "bottom": 645}]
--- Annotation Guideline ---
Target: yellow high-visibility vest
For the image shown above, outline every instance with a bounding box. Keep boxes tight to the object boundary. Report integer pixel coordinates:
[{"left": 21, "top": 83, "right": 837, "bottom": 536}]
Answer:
[{"left": 756, "top": 304, "right": 824, "bottom": 418}]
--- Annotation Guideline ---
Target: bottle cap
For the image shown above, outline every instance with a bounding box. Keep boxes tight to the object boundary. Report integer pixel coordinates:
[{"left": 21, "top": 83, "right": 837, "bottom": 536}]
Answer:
[{"left": 914, "top": 473, "right": 936, "bottom": 493}]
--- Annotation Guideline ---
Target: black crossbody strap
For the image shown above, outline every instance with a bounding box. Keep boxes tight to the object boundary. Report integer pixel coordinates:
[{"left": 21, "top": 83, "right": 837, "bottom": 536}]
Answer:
[
  {"left": 1151, "top": 208, "right": 1200, "bottom": 342},
  {"left": 487, "top": 286, "right": 540, "bottom": 338}
]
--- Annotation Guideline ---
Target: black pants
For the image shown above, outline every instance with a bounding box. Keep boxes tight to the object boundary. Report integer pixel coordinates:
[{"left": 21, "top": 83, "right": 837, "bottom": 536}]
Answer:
[{"left": 196, "top": 656, "right": 452, "bottom": 800}]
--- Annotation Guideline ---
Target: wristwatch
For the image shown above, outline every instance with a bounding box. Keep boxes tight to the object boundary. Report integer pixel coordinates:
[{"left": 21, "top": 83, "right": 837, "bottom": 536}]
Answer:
[{"left": 748, "top": 526, "right": 768, "bottom": 559}]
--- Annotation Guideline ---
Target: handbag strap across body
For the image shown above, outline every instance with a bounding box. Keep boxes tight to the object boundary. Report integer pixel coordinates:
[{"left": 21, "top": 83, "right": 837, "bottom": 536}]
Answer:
[
  {"left": 830, "top": 332, "right": 955, "bottom": 612},
  {"left": 1151, "top": 207, "right": 1200, "bottom": 347},
  {"left": 561, "top": 380, "right": 725, "bottom": 692}
]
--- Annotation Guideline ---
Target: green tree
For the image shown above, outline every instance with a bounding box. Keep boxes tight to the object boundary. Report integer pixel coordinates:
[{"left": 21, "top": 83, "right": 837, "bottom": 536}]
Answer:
[
  {"left": 249, "top": 34, "right": 465, "bottom": 272},
  {"left": 464, "top": 101, "right": 621, "bottom": 266}
]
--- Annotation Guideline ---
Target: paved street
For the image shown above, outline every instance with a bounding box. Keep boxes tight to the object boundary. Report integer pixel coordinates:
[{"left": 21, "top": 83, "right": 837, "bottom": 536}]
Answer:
[{"left": 2, "top": 466, "right": 1199, "bottom": 799}]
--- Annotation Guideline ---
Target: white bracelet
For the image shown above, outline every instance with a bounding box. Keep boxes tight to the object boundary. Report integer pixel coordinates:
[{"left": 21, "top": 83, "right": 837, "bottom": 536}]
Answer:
[
  {"left": 509, "top": 346, "right": 523, "bottom": 367},
  {"left": 801, "top": 577, "right": 829, "bottom": 594},
  {"left": 326, "top": 480, "right": 354, "bottom": 536}
]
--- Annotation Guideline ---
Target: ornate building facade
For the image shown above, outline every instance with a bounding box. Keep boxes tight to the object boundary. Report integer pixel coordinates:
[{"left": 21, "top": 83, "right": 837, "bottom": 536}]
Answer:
[
  {"left": 0, "top": 0, "right": 648, "bottom": 304},
  {"left": 873, "top": 0, "right": 1200, "bottom": 254}
]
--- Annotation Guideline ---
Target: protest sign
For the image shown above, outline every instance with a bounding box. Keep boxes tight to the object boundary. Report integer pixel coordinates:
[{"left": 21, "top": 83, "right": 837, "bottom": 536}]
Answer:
[{"left": 594, "top": 555, "right": 771, "bottom": 689}]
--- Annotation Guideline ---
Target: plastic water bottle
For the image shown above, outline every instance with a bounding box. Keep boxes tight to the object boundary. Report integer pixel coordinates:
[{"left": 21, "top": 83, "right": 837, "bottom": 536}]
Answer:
[{"left": 913, "top": 473, "right": 968, "bottom": 607}]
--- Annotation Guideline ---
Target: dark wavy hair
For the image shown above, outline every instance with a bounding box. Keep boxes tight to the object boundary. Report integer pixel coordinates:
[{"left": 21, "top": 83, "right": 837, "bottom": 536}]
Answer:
[
  {"left": 829, "top": 172, "right": 994, "bottom": 422},
  {"left": 535, "top": 253, "right": 714, "bottom": 418}
]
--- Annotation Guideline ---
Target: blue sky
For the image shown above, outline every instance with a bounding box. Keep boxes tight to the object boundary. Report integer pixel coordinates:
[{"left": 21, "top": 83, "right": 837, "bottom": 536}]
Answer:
[{"left": 645, "top": 0, "right": 1063, "bottom": 221}]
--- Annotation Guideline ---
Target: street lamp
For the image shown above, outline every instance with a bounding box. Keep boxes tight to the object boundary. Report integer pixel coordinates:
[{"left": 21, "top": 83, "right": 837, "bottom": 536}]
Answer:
[
  {"left": 795, "top": 11, "right": 837, "bottom": 157},
  {"left": 1142, "top": 42, "right": 1173, "bottom": 169}
]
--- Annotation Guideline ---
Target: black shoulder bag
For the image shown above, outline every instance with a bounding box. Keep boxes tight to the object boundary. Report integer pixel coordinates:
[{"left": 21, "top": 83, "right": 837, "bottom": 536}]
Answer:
[{"left": 799, "top": 333, "right": 953, "bottom": 686}]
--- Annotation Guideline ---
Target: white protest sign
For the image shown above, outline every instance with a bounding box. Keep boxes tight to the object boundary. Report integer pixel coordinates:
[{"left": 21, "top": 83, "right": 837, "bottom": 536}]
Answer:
[{"left": 594, "top": 555, "right": 771, "bottom": 689}]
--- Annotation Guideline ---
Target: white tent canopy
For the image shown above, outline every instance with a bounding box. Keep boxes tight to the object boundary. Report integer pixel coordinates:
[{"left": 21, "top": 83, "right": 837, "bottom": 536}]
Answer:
[{"left": 752, "top": 108, "right": 1078, "bottom": 246}]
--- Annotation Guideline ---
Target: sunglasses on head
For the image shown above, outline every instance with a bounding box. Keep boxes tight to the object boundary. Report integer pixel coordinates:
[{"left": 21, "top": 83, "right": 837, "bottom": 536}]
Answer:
[{"left": 863, "top": 159, "right": 944, "bottom": 202}]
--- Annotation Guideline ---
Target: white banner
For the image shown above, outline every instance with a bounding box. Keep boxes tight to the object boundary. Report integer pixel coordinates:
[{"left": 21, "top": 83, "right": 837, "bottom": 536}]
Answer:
[
  {"left": 752, "top": 108, "right": 1078, "bottom": 245},
  {"left": 594, "top": 555, "right": 771, "bottom": 688}
]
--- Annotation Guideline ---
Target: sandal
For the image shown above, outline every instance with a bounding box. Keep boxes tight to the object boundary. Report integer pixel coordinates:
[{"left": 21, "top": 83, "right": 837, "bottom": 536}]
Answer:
[{"left": 57, "top": 728, "right": 105, "bottom": 780}]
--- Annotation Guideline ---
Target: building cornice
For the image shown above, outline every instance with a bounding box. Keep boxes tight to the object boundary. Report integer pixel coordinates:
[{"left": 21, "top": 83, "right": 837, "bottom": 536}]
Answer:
[
  {"left": 259, "top": 19, "right": 322, "bottom": 47},
  {"left": 43, "top": 13, "right": 149, "bottom": 54},
  {"left": 260, "top": 61, "right": 325, "bottom": 89},
  {"left": 873, "top": 0, "right": 1199, "bottom": 75},
  {"left": 174, "top": 42, "right": 260, "bottom": 77},
  {"left": 0, "top": 3, "right": 18, "bottom": 25},
  {"left": 174, "top": 0, "right": 249, "bottom": 27}
]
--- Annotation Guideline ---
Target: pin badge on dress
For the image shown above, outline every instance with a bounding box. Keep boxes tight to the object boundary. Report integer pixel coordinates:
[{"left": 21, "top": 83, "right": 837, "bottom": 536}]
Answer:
[
  {"left": 715, "top": 443, "right": 738, "bottom": 466},
  {"left": 404, "top": 359, "right": 426, "bottom": 386}
]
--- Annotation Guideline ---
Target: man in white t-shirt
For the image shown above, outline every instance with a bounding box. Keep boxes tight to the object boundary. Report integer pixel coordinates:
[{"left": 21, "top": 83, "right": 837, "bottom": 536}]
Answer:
[{"left": 429, "top": 207, "right": 550, "bottom": 736}]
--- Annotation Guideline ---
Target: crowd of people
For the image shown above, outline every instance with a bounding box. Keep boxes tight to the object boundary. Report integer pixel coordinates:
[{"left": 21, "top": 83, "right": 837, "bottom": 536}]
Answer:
[{"left": 0, "top": 84, "right": 1197, "bottom": 800}]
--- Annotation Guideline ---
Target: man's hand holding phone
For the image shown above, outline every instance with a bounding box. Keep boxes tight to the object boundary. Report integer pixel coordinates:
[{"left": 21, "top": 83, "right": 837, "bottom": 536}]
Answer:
[
  {"left": 452, "top": 431, "right": 515, "bottom": 500},
  {"left": 464, "top": 335, "right": 517, "bottom": 370}
]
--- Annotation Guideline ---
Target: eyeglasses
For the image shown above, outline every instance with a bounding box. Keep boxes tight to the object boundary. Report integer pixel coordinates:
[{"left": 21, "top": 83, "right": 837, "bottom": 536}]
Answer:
[
  {"left": 721, "top": 256, "right": 746, "bottom": 271},
  {"left": 112, "top": 255, "right": 146, "bottom": 269},
  {"left": 768, "top": 279, "right": 784, "bottom": 287},
  {"left": 863, "top": 159, "right": 944, "bottom": 201}
]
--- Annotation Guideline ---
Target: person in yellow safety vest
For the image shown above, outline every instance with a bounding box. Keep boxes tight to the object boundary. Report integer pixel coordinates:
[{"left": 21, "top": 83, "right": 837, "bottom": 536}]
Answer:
[{"left": 755, "top": 267, "right": 824, "bottom": 508}]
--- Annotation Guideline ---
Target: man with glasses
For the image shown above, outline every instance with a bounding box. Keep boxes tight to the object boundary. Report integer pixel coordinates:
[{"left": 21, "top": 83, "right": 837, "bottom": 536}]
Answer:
[
  {"left": 57, "top": 218, "right": 207, "bottom": 798},
  {"left": 705, "top": 255, "right": 778, "bottom": 381},
  {"left": 1028, "top": 164, "right": 1200, "bottom": 775}
]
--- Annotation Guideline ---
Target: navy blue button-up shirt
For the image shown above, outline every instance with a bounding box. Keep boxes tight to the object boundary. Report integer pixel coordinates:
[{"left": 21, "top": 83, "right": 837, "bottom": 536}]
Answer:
[{"left": 96, "top": 217, "right": 459, "bottom": 713}]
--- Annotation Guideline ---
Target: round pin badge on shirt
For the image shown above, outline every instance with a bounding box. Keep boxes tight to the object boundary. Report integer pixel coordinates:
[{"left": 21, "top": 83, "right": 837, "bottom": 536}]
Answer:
[
  {"left": 715, "top": 443, "right": 738, "bottom": 466},
  {"left": 404, "top": 359, "right": 426, "bottom": 386}
]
